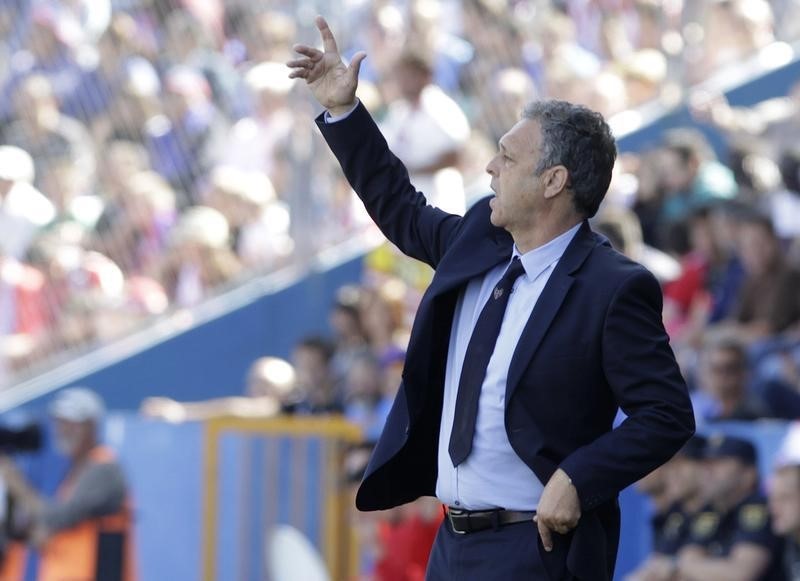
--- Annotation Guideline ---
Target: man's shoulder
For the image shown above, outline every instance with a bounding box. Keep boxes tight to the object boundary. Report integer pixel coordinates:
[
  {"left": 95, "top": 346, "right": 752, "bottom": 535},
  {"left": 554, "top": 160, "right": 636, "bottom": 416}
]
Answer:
[{"left": 582, "top": 233, "right": 658, "bottom": 287}]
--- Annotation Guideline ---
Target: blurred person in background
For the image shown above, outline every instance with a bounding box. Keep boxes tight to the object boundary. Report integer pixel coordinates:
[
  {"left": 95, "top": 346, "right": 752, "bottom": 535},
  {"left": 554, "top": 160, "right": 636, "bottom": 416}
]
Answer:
[
  {"left": 204, "top": 165, "right": 293, "bottom": 269},
  {"left": 159, "top": 10, "right": 242, "bottom": 118},
  {"left": 359, "top": 282, "right": 408, "bottom": 365},
  {"left": 141, "top": 356, "right": 298, "bottom": 421},
  {"left": 0, "top": 244, "right": 50, "bottom": 387},
  {"left": 691, "top": 334, "right": 774, "bottom": 426},
  {"left": 156, "top": 205, "right": 241, "bottom": 307},
  {"left": 627, "top": 435, "right": 709, "bottom": 581},
  {"left": 768, "top": 147, "right": 800, "bottom": 243},
  {"left": 676, "top": 435, "right": 784, "bottom": 581},
  {"left": 0, "top": 4, "right": 87, "bottom": 124},
  {"left": 144, "top": 66, "right": 227, "bottom": 206},
  {"left": 658, "top": 128, "right": 737, "bottom": 227},
  {"left": 221, "top": 61, "right": 295, "bottom": 192},
  {"left": 769, "top": 423, "right": 800, "bottom": 580},
  {"left": 76, "top": 11, "right": 160, "bottom": 135},
  {"left": 234, "top": 9, "right": 297, "bottom": 66},
  {"left": 0, "top": 146, "right": 55, "bottom": 260},
  {"left": 3, "top": 74, "right": 95, "bottom": 196},
  {"left": 34, "top": 244, "right": 127, "bottom": 354},
  {"left": 328, "top": 285, "right": 370, "bottom": 396},
  {"left": 694, "top": 0, "right": 774, "bottom": 82},
  {"left": 728, "top": 213, "right": 800, "bottom": 341},
  {"left": 0, "top": 388, "right": 135, "bottom": 581},
  {"left": 290, "top": 336, "right": 342, "bottom": 415},
  {"left": 93, "top": 171, "right": 177, "bottom": 276},
  {"left": 380, "top": 49, "right": 470, "bottom": 215},
  {"left": 662, "top": 205, "right": 745, "bottom": 345},
  {"left": 343, "top": 352, "right": 392, "bottom": 444},
  {"left": 592, "top": 206, "right": 681, "bottom": 284},
  {"left": 477, "top": 67, "right": 539, "bottom": 145},
  {"left": 90, "top": 274, "right": 169, "bottom": 342}
]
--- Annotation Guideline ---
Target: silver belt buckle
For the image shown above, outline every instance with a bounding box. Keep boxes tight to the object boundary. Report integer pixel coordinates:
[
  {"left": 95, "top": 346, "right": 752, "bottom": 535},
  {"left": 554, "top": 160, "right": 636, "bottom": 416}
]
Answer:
[{"left": 447, "top": 508, "right": 467, "bottom": 535}]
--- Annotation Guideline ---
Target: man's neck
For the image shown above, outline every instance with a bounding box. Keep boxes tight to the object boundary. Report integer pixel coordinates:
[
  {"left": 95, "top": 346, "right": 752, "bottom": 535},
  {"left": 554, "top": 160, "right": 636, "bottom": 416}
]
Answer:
[{"left": 512, "top": 217, "right": 582, "bottom": 254}]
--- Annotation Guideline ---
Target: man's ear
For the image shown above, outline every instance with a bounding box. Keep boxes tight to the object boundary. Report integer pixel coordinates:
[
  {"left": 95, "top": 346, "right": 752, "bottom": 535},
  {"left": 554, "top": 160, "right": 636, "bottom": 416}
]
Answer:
[{"left": 543, "top": 165, "right": 569, "bottom": 200}]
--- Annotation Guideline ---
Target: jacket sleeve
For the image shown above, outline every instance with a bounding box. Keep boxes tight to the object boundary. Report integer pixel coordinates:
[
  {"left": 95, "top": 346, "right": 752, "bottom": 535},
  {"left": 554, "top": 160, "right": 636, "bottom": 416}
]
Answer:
[
  {"left": 42, "top": 462, "right": 126, "bottom": 532},
  {"left": 559, "top": 267, "right": 695, "bottom": 512},
  {"left": 316, "top": 102, "right": 462, "bottom": 269}
]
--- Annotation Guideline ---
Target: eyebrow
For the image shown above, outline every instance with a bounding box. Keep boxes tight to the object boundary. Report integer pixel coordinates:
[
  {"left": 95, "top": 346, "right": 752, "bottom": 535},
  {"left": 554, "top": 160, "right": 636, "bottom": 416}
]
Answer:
[{"left": 498, "top": 141, "right": 510, "bottom": 154}]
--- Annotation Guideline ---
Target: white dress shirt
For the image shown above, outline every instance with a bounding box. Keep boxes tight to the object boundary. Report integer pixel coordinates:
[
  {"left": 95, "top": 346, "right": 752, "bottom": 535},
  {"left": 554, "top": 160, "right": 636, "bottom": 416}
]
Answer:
[{"left": 436, "top": 223, "right": 581, "bottom": 510}]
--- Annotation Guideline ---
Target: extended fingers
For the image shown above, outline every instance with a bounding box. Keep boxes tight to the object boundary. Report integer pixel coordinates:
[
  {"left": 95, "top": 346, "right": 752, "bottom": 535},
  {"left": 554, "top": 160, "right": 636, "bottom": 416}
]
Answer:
[
  {"left": 287, "top": 68, "right": 309, "bottom": 79},
  {"left": 293, "top": 45, "right": 323, "bottom": 60},
  {"left": 316, "top": 16, "right": 339, "bottom": 54}
]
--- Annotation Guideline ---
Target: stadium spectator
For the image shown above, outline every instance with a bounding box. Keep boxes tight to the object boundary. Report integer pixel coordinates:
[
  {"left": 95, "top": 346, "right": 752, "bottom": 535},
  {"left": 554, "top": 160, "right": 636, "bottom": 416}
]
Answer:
[
  {"left": 692, "top": 334, "right": 773, "bottom": 426},
  {"left": 379, "top": 49, "right": 470, "bottom": 215},
  {"left": 204, "top": 165, "right": 293, "bottom": 269},
  {"left": 627, "top": 435, "right": 709, "bottom": 581},
  {"left": 727, "top": 213, "right": 800, "bottom": 340},
  {"left": 3, "top": 75, "right": 95, "bottom": 197},
  {"left": 770, "top": 457, "right": 800, "bottom": 578},
  {"left": 662, "top": 205, "right": 745, "bottom": 344},
  {"left": 0, "top": 388, "right": 136, "bottom": 581},
  {"left": 0, "top": 146, "right": 55, "bottom": 260},
  {"left": 343, "top": 352, "right": 391, "bottom": 443},
  {"left": 770, "top": 423, "right": 800, "bottom": 580},
  {"left": 328, "top": 285, "right": 370, "bottom": 399},
  {"left": 0, "top": 4, "right": 87, "bottom": 123},
  {"left": 94, "top": 171, "right": 177, "bottom": 276},
  {"left": 658, "top": 128, "right": 737, "bottom": 225},
  {"left": 157, "top": 205, "right": 241, "bottom": 307},
  {"left": 676, "top": 435, "right": 784, "bottom": 581},
  {"left": 290, "top": 336, "right": 341, "bottom": 415},
  {"left": 144, "top": 66, "right": 227, "bottom": 206},
  {"left": 140, "top": 356, "right": 298, "bottom": 421},
  {"left": 220, "top": 61, "right": 295, "bottom": 189}
]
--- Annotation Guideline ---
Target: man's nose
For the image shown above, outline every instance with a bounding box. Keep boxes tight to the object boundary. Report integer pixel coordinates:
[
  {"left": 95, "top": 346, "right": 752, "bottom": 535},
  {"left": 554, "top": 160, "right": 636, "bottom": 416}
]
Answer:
[{"left": 486, "top": 157, "right": 497, "bottom": 176}]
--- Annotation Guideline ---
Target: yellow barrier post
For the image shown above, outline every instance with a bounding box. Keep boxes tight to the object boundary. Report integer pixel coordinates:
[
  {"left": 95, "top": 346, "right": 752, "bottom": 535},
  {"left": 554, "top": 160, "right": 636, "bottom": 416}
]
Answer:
[{"left": 201, "top": 416, "right": 362, "bottom": 581}]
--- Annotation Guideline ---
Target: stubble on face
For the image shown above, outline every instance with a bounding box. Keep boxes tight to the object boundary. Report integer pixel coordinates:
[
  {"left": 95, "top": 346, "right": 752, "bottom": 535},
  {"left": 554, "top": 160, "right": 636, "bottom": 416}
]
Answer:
[{"left": 488, "top": 119, "right": 542, "bottom": 233}]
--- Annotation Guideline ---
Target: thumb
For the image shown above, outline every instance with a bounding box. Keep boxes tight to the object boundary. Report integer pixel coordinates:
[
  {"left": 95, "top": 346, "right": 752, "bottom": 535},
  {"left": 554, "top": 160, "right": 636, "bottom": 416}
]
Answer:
[{"left": 348, "top": 51, "right": 367, "bottom": 78}]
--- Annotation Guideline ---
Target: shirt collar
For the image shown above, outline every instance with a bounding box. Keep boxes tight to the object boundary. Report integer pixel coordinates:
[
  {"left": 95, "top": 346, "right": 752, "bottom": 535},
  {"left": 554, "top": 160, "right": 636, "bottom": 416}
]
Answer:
[{"left": 512, "top": 222, "right": 582, "bottom": 280}]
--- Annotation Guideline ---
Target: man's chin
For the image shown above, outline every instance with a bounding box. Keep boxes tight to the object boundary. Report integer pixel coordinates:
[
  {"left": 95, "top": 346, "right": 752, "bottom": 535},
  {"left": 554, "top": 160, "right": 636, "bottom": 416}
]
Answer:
[{"left": 488, "top": 198, "right": 501, "bottom": 221}]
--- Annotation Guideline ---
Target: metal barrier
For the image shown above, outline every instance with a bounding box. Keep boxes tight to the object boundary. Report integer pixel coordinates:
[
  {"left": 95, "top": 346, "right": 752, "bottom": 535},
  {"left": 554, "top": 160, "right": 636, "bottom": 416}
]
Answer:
[{"left": 201, "top": 416, "right": 363, "bottom": 581}]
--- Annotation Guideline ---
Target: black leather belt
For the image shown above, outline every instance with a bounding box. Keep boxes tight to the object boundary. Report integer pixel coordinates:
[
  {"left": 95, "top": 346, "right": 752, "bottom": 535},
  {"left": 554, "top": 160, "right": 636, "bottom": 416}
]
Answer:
[{"left": 446, "top": 507, "right": 536, "bottom": 535}]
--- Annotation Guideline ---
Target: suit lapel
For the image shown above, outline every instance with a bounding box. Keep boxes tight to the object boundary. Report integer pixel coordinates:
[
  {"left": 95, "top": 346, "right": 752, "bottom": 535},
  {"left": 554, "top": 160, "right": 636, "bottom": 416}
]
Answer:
[
  {"left": 505, "top": 221, "right": 598, "bottom": 402},
  {"left": 426, "top": 227, "right": 513, "bottom": 297}
]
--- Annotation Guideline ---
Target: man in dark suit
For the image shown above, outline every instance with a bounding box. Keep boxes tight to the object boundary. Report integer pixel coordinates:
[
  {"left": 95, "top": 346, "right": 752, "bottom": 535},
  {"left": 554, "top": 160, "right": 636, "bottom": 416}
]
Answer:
[{"left": 288, "top": 17, "right": 695, "bottom": 580}]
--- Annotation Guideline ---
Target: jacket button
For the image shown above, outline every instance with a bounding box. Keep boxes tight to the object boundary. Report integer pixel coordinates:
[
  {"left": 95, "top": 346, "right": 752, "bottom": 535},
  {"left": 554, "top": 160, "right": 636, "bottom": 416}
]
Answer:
[{"left": 405, "top": 424, "right": 410, "bottom": 434}]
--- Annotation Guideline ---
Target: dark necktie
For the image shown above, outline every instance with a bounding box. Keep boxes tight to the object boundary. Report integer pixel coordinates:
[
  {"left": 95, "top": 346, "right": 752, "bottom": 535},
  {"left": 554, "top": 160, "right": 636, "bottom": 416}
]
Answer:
[{"left": 449, "top": 257, "right": 527, "bottom": 466}]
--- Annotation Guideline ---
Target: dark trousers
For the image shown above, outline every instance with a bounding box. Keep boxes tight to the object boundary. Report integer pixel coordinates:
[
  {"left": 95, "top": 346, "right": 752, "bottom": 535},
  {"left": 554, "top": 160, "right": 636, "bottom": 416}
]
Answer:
[{"left": 425, "top": 516, "right": 576, "bottom": 580}]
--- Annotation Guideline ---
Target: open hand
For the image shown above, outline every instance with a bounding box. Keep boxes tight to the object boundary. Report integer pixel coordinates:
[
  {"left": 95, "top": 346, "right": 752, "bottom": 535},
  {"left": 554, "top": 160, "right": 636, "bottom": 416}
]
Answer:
[{"left": 287, "top": 16, "right": 366, "bottom": 116}]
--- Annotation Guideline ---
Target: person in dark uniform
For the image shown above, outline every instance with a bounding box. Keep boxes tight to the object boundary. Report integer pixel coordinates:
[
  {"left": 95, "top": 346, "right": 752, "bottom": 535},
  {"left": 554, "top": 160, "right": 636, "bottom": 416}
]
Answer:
[
  {"left": 626, "top": 435, "right": 709, "bottom": 580},
  {"left": 768, "top": 429, "right": 800, "bottom": 581},
  {"left": 677, "top": 435, "right": 785, "bottom": 581}
]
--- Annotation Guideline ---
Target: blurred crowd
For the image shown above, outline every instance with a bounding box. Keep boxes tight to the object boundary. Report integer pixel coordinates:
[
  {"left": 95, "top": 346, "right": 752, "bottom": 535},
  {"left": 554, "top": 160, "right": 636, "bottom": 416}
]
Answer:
[
  {"left": 2, "top": 0, "right": 798, "bottom": 387},
  {"left": 626, "top": 430, "right": 800, "bottom": 581},
  {"left": 3, "top": 0, "right": 800, "bottom": 578}
]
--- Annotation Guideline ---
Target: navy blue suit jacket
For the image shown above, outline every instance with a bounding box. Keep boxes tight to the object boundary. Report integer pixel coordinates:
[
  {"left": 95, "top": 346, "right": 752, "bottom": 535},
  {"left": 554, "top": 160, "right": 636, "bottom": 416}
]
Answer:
[{"left": 317, "top": 103, "right": 695, "bottom": 580}]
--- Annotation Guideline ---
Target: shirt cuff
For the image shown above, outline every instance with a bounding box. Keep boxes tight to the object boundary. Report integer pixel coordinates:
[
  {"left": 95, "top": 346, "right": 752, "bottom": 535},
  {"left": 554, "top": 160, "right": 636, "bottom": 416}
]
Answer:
[{"left": 324, "top": 100, "right": 360, "bottom": 123}]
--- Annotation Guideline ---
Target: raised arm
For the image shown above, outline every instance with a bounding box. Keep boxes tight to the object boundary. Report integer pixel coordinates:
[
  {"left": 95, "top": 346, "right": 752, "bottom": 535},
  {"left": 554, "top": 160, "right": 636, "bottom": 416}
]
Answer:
[
  {"left": 287, "top": 16, "right": 365, "bottom": 117},
  {"left": 287, "top": 17, "right": 463, "bottom": 268}
]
